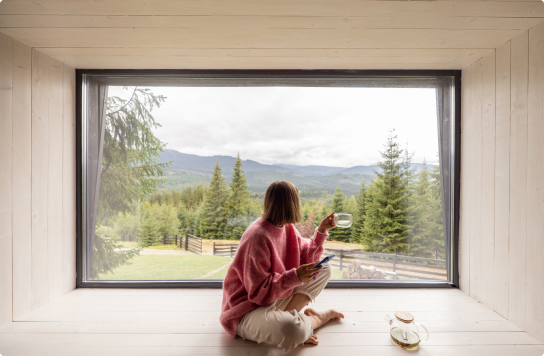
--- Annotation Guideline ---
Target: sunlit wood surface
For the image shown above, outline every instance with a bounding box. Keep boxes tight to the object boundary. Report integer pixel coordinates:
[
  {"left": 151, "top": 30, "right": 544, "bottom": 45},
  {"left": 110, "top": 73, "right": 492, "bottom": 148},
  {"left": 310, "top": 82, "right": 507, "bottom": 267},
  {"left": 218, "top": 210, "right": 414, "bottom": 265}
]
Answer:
[
  {"left": 1, "top": 288, "right": 543, "bottom": 355},
  {"left": 460, "top": 21, "right": 544, "bottom": 343},
  {"left": 0, "top": 0, "right": 543, "bottom": 69}
]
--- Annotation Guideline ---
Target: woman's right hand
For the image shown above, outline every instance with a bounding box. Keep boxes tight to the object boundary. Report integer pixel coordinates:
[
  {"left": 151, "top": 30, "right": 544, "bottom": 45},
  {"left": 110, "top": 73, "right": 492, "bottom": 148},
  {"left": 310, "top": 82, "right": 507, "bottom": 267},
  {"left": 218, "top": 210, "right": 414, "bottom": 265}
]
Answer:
[
  {"left": 318, "top": 212, "right": 336, "bottom": 233},
  {"left": 296, "top": 262, "right": 323, "bottom": 283}
]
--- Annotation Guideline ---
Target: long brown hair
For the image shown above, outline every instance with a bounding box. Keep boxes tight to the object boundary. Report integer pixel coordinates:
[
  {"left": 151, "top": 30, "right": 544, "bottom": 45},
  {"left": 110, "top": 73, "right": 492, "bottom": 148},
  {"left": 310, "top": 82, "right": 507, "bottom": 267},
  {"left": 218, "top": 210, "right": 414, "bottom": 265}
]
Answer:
[{"left": 262, "top": 181, "right": 302, "bottom": 226}]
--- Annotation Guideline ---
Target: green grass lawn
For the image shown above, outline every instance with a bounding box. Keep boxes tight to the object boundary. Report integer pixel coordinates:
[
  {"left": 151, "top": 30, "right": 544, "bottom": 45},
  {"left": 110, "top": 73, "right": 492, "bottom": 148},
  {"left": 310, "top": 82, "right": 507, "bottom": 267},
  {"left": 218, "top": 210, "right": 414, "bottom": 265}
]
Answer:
[
  {"left": 117, "top": 241, "right": 140, "bottom": 249},
  {"left": 203, "top": 264, "right": 232, "bottom": 279},
  {"left": 117, "top": 242, "right": 184, "bottom": 250},
  {"left": 96, "top": 254, "right": 233, "bottom": 280},
  {"left": 330, "top": 266, "right": 344, "bottom": 279}
]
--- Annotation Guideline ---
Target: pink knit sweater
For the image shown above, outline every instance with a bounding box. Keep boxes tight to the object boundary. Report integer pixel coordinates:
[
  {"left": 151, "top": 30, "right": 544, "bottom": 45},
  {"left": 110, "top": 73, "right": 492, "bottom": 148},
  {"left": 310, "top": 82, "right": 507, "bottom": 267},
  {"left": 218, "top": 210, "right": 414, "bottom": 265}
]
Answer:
[{"left": 220, "top": 217, "right": 329, "bottom": 338}]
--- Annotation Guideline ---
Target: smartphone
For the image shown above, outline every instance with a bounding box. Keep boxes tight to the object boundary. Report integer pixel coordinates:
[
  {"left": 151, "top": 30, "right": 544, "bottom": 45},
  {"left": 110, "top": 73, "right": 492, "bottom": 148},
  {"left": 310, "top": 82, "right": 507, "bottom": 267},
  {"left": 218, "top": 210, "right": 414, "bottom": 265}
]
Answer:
[{"left": 312, "top": 254, "right": 335, "bottom": 269}]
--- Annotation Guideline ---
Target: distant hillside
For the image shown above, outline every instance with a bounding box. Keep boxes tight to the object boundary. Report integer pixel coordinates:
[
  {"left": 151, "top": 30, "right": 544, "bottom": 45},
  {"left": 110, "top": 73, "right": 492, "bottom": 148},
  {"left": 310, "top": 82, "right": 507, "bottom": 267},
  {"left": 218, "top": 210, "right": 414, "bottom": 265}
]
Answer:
[
  {"left": 272, "top": 164, "right": 346, "bottom": 176},
  {"left": 244, "top": 170, "right": 374, "bottom": 196},
  {"left": 156, "top": 149, "right": 437, "bottom": 195},
  {"left": 159, "top": 149, "right": 290, "bottom": 174}
]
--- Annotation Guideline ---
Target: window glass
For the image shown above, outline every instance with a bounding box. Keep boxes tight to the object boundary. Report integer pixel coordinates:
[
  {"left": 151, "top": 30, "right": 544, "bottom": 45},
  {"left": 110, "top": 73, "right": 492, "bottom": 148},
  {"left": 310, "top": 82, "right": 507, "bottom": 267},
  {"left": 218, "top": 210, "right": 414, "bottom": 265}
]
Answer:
[{"left": 84, "top": 79, "right": 452, "bottom": 284}]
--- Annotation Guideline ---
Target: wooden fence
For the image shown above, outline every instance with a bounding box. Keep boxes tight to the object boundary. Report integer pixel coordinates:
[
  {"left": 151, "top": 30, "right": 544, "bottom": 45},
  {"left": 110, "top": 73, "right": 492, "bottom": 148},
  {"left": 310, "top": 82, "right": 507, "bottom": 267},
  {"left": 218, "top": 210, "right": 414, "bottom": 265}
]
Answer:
[
  {"left": 158, "top": 234, "right": 180, "bottom": 245},
  {"left": 213, "top": 242, "right": 239, "bottom": 257},
  {"left": 154, "top": 233, "right": 203, "bottom": 254},
  {"left": 323, "top": 248, "right": 447, "bottom": 280},
  {"left": 118, "top": 234, "right": 139, "bottom": 242},
  {"left": 181, "top": 233, "right": 202, "bottom": 254},
  {"left": 186, "top": 239, "right": 446, "bottom": 280}
]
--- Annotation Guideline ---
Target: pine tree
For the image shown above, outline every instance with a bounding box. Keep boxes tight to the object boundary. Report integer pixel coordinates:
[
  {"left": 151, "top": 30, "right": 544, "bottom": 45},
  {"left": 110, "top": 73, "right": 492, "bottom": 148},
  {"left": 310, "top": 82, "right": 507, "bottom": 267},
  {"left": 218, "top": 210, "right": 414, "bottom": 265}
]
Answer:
[
  {"left": 351, "top": 182, "right": 367, "bottom": 244},
  {"left": 295, "top": 213, "right": 317, "bottom": 238},
  {"left": 406, "top": 162, "right": 434, "bottom": 257},
  {"left": 319, "top": 203, "right": 330, "bottom": 224},
  {"left": 428, "top": 164, "right": 445, "bottom": 259},
  {"left": 200, "top": 161, "right": 229, "bottom": 239},
  {"left": 226, "top": 153, "right": 250, "bottom": 218},
  {"left": 140, "top": 203, "right": 160, "bottom": 247},
  {"left": 157, "top": 204, "right": 180, "bottom": 237},
  {"left": 328, "top": 187, "right": 352, "bottom": 242},
  {"left": 223, "top": 154, "right": 251, "bottom": 239},
  {"left": 363, "top": 131, "right": 410, "bottom": 253},
  {"left": 92, "top": 88, "right": 168, "bottom": 278}
]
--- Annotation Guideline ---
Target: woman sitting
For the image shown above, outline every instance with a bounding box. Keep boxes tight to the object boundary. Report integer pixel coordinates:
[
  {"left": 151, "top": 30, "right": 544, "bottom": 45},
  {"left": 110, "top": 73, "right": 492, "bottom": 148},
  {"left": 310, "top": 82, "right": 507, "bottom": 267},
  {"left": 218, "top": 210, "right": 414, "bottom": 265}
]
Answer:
[{"left": 220, "top": 180, "right": 344, "bottom": 351}]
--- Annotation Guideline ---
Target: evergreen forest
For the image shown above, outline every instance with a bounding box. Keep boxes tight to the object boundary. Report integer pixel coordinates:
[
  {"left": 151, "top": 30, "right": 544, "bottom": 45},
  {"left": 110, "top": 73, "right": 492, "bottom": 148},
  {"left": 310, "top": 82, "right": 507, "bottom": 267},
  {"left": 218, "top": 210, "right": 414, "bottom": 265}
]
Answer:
[{"left": 93, "top": 87, "right": 446, "bottom": 278}]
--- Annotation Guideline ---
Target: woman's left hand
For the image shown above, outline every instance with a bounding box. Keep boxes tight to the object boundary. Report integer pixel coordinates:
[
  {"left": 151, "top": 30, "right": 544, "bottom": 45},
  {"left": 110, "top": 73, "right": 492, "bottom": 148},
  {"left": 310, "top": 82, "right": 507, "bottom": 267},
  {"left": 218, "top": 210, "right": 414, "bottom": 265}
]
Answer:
[{"left": 318, "top": 212, "right": 335, "bottom": 234}]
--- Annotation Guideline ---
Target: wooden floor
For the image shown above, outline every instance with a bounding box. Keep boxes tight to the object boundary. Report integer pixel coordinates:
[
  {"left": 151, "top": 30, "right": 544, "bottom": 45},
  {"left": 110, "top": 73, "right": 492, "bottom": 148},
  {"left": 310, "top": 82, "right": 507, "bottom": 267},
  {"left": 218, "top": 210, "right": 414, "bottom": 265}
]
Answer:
[{"left": 1, "top": 288, "right": 543, "bottom": 356}]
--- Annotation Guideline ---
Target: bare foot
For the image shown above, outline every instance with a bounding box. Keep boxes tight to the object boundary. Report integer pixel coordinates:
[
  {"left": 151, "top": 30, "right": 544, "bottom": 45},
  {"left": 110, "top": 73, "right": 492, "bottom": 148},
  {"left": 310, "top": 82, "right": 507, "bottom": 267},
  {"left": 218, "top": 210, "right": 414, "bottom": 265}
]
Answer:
[
  {"left": 304, "top": 308, "right": 345, "bottom": 330},
  {"left": 304, "top": 334, "right": 319, "bottom": 345}
]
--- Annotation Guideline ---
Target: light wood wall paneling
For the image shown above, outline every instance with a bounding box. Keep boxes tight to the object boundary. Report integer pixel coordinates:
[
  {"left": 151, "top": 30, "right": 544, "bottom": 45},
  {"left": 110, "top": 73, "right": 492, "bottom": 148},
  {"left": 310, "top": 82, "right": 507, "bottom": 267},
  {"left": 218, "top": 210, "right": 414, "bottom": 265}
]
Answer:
[
  {"left": 0, "top": 28, "right": 525, "bottom": 49},
  {"left": 1, "top": 15, "right": 543, "bottom": 31},
  {"left": 459, "top": 62, "right": 473, "bottom": 293},
  {"left": 526, "top": 21, "right": 544, "bottom": 343},
  {"left": 34, "top": 47, "right": 494, "bottom": 70},
  {"left": 0, "top": 32, "right": 14, "bottom": 328},
  {"left": 469, "top": 58, "right": 484, "bottom": 302},
  {"left": 480, "top": 50, "right": 496, "bottom": 308},
  {"left": 62, "top": 63, "right": 76, "bottom": 293},
  {"left": 35, "top": 47, "right": 493, "bottom": 60},
  {"left": 493, "top": 40, "right": 511, "bottom": 319},
  {"left": 1, "top": 1, "right": 544, "bottom": 17},
  {"left": 46, "top": 54, "right": 65, "bottom": 301},
  {"left": 31, "top": 49, "right": 50, "bottom": 310},
  {"left": 508, "top": 31, "right": 529, "bottom": 330},
  {"left": 11, "top": 38, "right": 32, "bottom": 320}
]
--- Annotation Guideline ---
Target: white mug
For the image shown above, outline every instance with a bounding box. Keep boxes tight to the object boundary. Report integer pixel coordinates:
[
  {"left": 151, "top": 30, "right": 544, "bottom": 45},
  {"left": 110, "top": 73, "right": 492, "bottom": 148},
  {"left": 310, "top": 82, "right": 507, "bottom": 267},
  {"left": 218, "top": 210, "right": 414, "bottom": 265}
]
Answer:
[{"left": 334, "top": 213, "right": 353, "bottom": 228}]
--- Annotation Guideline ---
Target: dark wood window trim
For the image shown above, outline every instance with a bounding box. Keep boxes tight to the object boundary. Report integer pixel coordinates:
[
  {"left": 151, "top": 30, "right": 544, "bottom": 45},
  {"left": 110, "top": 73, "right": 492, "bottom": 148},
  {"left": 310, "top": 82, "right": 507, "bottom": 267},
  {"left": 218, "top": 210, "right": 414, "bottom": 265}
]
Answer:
[{"left": 76, "top": 69, "right": 461, "bottom": 289}]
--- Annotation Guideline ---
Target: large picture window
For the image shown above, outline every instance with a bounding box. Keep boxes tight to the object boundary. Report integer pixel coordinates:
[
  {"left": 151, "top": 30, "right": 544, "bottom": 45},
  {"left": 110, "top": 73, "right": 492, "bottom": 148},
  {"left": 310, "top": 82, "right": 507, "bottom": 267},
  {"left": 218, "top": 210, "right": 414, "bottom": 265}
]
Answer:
[{"left": 77, "top": 70, "right": 460, "bottom": 288}]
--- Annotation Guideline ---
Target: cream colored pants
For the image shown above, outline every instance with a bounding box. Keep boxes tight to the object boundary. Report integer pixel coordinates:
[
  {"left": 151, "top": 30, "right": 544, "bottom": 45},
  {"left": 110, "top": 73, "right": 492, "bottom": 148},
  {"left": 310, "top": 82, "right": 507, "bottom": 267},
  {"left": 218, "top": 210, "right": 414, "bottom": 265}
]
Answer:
[{"left": 236, "top": 263, "right": 332, "bottom": 352}]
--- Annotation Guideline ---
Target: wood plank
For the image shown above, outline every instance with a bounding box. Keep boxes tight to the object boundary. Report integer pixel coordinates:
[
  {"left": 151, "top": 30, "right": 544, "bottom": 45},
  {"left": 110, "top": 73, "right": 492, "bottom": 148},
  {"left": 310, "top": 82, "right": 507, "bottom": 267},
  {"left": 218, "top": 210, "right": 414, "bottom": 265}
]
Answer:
[
  {"left": 14, "top": 309, "right": 507, "bottom": 323},
  {"left": 493, "top": 40, "right": 511, "bottom": 320},
  {"left": 526, "top": 21, "right": 544, "bottom": 344},
  {"left": 0, "top": 319, "right": 522, "bottom": 334},
  {"left": 1, "top": 1, "right": 544, "bottom": 17},
  {"left": 0, "top": 15, "right": 542, "bottom": 31},
  {"left": 62, "top": 63, "right": 76, "bottom": 294},
  {"left": 66, "top": 287, "right": 468, "bottom": 297},
  {"left": 0, "top": 27, "right": 525, "bottom": 49},
  {"left": 29, "top": 299, "right": 492, "bottom": 313},
  {"left": 313, "top": 332, "right": 542, "bottom": 346},
  {"left": 480, "top": 50, "right": 496, "bottom": 308},
  {"left": 48, "top": 294, "right": 479, "bottom": 306},
  {"left": 46, "top": 51, "right": 65, "bottom": 301},
  {"left": 31, "top": 48, "right": 50, "bottom": 310},
  {"left": 11, "top": 38, "right": 32, "bottom": 320},
  {"left": 508, "top": 30, "right": 529, "bottom": 330},
  {"left": 0, "top": 32, "right": 13, "bottom": 329},
  {"left": 35, "top": 47, "right": 493, "bottom": 70},
  {"left": 469, "top": 57, "right": 483, "bottom": 303},
  {"left": 0, "top": 331, "right": 540, "bottom": 347},
  {"left": 3, "top": 345, "right": 544, "bottom": 356},
  {"left": 459, "top": 62, "right": 473, "bottom": 294},
  {"left": 2, "top": 345, "right": 544, "bottom": 356}
]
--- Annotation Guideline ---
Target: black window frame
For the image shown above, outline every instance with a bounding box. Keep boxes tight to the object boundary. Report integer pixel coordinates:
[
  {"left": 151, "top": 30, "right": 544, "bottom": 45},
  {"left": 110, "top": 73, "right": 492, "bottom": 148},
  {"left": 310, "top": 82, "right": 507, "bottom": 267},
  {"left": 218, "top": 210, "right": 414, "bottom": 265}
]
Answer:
[{"left": 75, "top": 69, "right": 461, "bottom": 289}]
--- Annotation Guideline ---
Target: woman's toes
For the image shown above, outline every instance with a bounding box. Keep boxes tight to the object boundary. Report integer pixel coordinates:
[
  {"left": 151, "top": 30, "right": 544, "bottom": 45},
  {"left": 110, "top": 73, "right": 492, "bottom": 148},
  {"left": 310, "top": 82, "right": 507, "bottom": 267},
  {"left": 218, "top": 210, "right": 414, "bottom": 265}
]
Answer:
[
  {"left": 328, "top": 309, "right": 345, "bottom": 319},
  {"left": 304, "top": 335, "right": 319, "bottom": 345}
]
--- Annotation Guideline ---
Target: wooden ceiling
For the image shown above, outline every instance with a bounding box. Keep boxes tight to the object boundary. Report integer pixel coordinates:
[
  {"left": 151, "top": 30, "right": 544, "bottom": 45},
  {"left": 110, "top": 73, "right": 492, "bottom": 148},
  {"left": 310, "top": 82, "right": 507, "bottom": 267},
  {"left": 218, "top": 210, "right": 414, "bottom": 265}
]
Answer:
[{"left": 1, "top": 0, "right": 543, "bottom": 70}]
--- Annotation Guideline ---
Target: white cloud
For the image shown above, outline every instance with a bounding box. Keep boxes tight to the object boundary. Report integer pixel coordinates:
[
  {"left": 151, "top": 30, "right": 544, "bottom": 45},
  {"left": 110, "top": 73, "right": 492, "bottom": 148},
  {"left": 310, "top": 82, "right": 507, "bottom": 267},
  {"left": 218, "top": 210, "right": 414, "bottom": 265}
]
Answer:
[{"left": 108, "top": 86, "right": 439, "bottom": 167}]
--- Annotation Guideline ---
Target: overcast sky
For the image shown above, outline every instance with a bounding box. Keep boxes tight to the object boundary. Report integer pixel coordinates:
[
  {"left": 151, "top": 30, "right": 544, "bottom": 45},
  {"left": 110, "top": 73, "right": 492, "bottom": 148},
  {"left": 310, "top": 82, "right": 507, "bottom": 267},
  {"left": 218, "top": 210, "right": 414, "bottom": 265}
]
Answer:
[{"left": 108, "top": 86, "right": 439, "bottom": 167}]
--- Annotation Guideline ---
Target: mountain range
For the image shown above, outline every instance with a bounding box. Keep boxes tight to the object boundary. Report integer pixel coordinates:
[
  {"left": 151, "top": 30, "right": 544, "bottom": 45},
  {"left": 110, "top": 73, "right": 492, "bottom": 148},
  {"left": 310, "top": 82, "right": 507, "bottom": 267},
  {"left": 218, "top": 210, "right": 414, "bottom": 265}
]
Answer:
[{"left": 156, "top": 149, "right": 434, "bottom": 196}]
